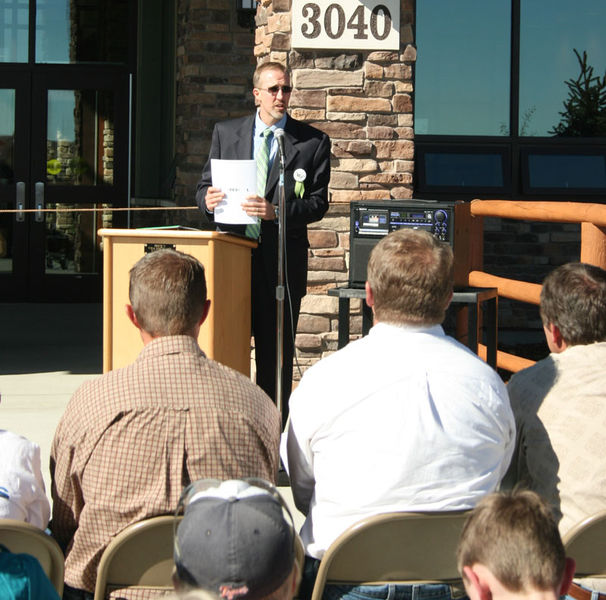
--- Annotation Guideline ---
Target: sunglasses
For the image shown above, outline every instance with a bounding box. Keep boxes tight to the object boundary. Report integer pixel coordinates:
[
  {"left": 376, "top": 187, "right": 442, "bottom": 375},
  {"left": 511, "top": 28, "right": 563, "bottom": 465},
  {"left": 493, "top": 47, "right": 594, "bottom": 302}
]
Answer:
[{"left": 259, "top": 85, "right": 293, "bottom": 95}]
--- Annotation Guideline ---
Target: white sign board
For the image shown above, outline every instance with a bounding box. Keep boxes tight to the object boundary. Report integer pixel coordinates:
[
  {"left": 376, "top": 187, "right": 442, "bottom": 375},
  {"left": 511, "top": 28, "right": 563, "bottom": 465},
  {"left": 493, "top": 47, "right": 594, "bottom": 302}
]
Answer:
[{"left": 292, "top": 0, "right": 400, "bottom": 51}]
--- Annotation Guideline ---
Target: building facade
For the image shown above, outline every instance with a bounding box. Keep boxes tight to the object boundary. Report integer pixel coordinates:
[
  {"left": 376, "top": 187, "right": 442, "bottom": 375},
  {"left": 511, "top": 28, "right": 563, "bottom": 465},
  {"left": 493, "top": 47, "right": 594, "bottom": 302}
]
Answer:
[{"left": 1, "top": 0, "right": 604, "bottom": 373}]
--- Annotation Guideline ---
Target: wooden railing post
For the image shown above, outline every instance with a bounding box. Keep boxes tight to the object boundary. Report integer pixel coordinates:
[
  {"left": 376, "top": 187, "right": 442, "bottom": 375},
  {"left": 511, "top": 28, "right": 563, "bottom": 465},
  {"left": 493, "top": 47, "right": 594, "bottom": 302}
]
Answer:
[
  {"left": 453, "top": 201, "right": 484, "bottom": 347},
  {"left": 580, "top": 222, "right": 606, "bottom": 269},
  {"left": 454, "top": 201, "right": 484, "bottom": 287}
]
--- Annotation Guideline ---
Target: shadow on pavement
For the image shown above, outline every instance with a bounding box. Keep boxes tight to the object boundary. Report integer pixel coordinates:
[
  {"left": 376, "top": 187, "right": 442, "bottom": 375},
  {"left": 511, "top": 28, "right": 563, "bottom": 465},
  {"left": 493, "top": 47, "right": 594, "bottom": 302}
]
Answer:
[{"left": 0, "top": 303, "right": 103, "bottom": 375}]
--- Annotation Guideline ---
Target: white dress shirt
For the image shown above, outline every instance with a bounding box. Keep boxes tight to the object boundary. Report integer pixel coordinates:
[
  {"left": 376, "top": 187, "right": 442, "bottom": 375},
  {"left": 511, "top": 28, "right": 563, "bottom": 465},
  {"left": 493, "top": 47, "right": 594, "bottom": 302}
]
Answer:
[
  {"left": 281, "top": 322, "right": 515, "bottom": 559},
  {"left": 0, "top": 430, "right": 50, "bottom": 529}
]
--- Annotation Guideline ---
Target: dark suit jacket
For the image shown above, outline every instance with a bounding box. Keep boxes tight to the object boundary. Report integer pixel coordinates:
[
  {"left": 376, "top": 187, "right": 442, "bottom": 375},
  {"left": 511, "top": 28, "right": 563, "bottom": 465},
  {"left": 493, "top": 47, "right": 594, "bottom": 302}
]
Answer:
[
  {"left": 196, "top": 113, "right": 330, "bottom": 405},
  {"left": 196, "top": 114, "right": 331, "bottom": 292}
]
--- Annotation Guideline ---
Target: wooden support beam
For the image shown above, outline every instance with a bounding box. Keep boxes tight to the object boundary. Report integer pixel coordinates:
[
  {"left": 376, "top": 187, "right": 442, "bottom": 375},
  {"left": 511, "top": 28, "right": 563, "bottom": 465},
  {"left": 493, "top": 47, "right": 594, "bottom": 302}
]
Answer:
[
  {"left": 580, "top": 222, "right": 606, "bottom": 269},
  {"left": 470, "top": 200, "right": 606, "bottom": 227},
  {"left": 468, "top": 271, "right": 542, "bottom": 305}
]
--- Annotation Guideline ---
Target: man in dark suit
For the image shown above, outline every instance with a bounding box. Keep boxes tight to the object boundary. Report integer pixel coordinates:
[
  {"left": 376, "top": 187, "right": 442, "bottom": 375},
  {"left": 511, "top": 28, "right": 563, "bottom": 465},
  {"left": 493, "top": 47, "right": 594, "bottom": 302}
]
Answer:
[{"left": 196, "top": 61, "right": 331, "bottom": 423}]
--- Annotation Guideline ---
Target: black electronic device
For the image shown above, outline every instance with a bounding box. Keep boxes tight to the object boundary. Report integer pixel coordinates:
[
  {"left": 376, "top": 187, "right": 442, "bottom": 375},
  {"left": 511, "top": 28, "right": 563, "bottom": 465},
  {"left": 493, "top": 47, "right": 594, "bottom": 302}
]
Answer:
[{"left": 349, "top": 200, "right": 457, "bottom": 287}]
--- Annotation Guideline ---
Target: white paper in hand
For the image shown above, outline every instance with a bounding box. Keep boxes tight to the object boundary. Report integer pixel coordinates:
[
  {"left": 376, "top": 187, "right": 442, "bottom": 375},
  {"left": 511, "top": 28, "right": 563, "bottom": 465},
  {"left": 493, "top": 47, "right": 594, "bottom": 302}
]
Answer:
[{"left": 211, "top": 159, "right": 257, "bottom": 225}]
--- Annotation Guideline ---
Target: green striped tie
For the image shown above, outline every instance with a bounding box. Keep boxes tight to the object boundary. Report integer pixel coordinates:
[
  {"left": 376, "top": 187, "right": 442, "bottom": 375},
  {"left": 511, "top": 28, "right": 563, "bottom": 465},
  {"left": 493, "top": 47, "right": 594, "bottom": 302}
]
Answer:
[{"left": 246, "top": 128, "right": 273, "bottom": 239}]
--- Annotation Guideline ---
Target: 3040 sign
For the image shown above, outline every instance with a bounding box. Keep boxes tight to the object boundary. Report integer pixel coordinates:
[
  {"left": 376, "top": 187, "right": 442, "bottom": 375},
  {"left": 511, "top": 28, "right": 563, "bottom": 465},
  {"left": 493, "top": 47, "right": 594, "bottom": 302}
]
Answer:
[{"left": 292, "top": 0, "right": 400, "bottom": 50}]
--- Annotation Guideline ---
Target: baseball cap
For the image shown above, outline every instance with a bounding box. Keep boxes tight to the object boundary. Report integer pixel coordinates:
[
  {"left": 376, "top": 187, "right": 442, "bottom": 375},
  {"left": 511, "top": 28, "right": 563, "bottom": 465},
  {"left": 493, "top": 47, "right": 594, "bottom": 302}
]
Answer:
[{"left": 174, "top": 479, "right": 295, "bottom": 600}]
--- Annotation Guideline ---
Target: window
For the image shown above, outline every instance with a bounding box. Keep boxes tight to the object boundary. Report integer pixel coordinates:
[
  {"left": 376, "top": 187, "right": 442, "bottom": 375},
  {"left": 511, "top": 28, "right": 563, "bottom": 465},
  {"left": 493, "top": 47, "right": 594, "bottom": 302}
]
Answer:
[
  {"left": 519, "top": 0, "right": 606, "bottom": 138},
  {"left": 415, "top": 1, "right": 510, "bottom": 137},
  {"left": 417, "top": 145, "right": 510, "bottom": 194},
  {"left": 414, "top": 0, "right": 606, "bottom": 199}
]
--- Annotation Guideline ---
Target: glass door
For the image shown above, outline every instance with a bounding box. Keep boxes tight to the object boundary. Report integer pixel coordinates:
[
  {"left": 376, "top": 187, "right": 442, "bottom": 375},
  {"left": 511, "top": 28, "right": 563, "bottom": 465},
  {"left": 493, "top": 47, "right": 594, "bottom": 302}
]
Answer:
[
  {"left": 0, "top": 72, "right": 30, "bottom": 300},
  {"left": 28, "top": 69, "right": 128, "bottom": 300},
  {"left": 0, "top": 0, "right": 132, "bottom": 301}
]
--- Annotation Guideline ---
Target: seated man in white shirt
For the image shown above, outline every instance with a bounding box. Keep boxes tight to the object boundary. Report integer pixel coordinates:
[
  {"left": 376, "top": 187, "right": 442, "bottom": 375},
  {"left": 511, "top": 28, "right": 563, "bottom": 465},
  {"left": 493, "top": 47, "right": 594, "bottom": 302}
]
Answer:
[
  {"left": 0, "top": 429, "right": 50, "bottom": 529},
  {"left": 282, "top": 228, "right": 515, "bottom": 600}
]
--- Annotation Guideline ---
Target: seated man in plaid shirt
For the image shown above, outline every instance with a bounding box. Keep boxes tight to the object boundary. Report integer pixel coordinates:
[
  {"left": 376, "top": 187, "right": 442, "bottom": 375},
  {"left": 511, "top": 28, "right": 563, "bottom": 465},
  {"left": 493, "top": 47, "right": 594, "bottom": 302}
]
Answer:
[{"left": 50, "top": 249, "right": 281, "bottom": 600}]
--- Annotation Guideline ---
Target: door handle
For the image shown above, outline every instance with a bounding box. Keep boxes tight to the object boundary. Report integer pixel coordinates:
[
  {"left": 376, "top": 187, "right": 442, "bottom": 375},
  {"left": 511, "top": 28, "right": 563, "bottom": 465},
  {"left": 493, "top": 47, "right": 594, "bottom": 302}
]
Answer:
[
  {"left": 35, "top": 181, "right": 44, "bottom": 222},
  {"left": 16, "top": 181, "right": 25, "bottom": 222}
]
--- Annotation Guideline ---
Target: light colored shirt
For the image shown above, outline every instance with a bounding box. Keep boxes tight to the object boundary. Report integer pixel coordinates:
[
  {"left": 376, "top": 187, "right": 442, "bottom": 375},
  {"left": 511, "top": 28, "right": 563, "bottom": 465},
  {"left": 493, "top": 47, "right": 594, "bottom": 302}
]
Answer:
[
  {"left": 0, "top": 430, "right": 50, "bottom": 529},
  {"left": 506, "top": 342, "right": 606, "bottom": 535},
  {"left": 506, "top": 341, "right": 606, "bottom": 594},
  {"left": 51, "top": 335, "right": 280, "bottom": 592},
  {"left": 282, "top": 322, "right": 515, "bottom": 559}
]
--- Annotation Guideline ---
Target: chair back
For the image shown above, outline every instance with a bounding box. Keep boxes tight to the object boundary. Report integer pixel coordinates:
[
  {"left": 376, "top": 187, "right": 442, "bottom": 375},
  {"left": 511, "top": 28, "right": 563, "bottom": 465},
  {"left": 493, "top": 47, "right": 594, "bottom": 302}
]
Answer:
[
  {"left": 563, "top": 510, "right": 606, "bottom": 578},
  {"left": 310, "top": 511, "right": 469, "bottom": 600},
  {"left": 0, "top": 519, "right": 64, "bottom": 596},
  {"left": 94, "top": 515, "right": 180, "bottom": 600}
]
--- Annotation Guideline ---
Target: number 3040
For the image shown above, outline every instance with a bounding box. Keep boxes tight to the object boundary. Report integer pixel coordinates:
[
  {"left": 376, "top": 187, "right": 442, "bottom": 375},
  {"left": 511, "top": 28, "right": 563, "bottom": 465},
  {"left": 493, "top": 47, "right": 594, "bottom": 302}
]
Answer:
[{"left": 300, "top": 2, "right": 393, "bottom": 41}]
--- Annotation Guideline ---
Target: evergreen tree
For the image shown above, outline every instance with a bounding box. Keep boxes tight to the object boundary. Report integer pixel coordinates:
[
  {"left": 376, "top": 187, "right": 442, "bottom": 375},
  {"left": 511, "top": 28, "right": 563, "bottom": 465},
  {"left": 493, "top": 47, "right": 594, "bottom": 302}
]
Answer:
[{"left": 550, "top": 49, "right": 606, "bottom": 137}]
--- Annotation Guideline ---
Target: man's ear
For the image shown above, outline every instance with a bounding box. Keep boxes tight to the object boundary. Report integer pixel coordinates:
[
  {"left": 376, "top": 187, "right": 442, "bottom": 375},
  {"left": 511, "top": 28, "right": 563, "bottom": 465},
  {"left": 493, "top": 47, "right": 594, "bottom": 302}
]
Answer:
[
  {"left": 445, "top": 290, "right": 453, "bottom": 310},
  {"left": 463, "top": 565, "right": 492, "bottom": 600},
  {"left": 191, "top": 300, "right": 212, "bottom": 339},
  {"left": 365, "top": 281, "right": 375, "bottom": 308},
  {"left": 551, "top": 324, "right": 565, "bottom": 349},
  {"left": 125, "top": 304, "right": 141, "bottom": 330},
  {"left": 559, "top": 557, "right": 576, "bottom": 596},
  {"left": 200, "top": 299, "right": 211, "bottom": 326},
  {"left": 191, "top": 300, "right": 215, "bottom": 339},
  {"left": 291, "top": 562, "right": 301, "bottom": 598},
  {"left": 544, "top": 322, "right": 568, "bottom": 353}
]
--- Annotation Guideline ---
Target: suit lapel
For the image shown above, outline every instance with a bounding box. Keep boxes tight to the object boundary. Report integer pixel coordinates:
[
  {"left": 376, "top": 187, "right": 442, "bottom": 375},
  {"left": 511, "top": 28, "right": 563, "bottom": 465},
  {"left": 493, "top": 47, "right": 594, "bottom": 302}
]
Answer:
[{"left": 224, "top": 115, "right": 255, "bottom": 159}]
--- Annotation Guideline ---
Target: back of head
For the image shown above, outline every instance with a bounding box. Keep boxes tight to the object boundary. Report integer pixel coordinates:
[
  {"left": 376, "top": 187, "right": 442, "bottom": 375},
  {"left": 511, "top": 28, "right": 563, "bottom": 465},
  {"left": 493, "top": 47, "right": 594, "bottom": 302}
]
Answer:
[
  {"left": 540, "top": 262, "right": 606, "bottom": 346},
  {"left": 129, "top": 249, "right": 207, "bottom": 337},
  {"left": 174, "top": 479, "right": 296, "bottom": 600},
  {"left": 457, "top": 490, "right": 565, "bottom": 593},
  {"left": 367, "top": 228, "right": 453, "bottom": 325}
]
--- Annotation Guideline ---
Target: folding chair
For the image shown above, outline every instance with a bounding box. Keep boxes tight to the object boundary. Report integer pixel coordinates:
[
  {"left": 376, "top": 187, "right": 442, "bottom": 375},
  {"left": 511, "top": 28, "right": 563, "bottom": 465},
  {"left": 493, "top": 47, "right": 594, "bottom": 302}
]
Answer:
[
  {"left": 0, "top": 518, "right": 64, "bottom": 596},
  {"left": 310, "top": 511, "right": 470, "bottom": 600},
  {"left": 563, "top": 510, "right": 606, "bottom": 579},
  {"left": 94, "top": 515, "right": 180, "bottom": 600}
]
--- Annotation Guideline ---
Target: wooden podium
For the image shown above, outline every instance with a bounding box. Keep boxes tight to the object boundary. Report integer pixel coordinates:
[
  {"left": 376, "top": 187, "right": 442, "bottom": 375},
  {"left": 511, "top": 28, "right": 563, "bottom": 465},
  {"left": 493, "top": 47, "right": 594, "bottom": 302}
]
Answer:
[{"left": 99, "top": 228, "right": 256, "bottom": 376}]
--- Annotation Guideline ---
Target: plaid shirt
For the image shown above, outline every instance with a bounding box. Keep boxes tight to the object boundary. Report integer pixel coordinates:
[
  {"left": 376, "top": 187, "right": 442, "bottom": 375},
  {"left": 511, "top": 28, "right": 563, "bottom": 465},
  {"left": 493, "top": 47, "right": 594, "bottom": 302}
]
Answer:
[{"left": 50, "top": 335, "right": 280, "bottom": 593}]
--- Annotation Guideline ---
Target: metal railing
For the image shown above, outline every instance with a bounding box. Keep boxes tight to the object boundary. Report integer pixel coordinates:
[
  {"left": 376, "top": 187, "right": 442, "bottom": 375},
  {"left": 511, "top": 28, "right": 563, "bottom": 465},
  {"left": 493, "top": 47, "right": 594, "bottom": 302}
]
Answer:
[{"left": 454, "top": 200, "right": 606, "bottom": 373}]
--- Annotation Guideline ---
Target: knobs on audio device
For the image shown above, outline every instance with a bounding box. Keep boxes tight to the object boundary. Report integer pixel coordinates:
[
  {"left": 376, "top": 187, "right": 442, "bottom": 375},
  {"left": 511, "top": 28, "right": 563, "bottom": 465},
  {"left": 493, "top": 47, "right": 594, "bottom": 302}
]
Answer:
[{"left": 434, "top": 210, "right": 447, "bottom": 223}]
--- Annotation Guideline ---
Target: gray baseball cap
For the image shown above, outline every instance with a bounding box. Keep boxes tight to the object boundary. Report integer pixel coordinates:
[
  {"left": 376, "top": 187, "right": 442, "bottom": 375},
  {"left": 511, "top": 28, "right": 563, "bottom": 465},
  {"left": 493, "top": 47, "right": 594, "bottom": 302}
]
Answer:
[{"left": 174, "top": 479, "right": 295, "bottom": 600}]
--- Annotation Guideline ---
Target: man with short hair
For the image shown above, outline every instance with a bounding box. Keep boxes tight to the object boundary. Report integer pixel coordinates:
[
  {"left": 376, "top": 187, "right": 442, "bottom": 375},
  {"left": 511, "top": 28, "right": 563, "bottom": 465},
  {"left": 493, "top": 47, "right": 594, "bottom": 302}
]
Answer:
[
  {"left": 282, "top": 229, "right": 515, "bottom": 600},
  {"left": 197, "top": 61, "right": 331, "bottom": 418},
  {"left": 457, "top": 490, "right": 575, "bottom": 600},
  {"left": 173, "top": 479, "right": 299, "bottom": 600},
  {"left": 505, "top": 262, "right": 606, "bottom": 599},
  {"left": 51, "top": 249, "right": 280, "bottom": 599}
]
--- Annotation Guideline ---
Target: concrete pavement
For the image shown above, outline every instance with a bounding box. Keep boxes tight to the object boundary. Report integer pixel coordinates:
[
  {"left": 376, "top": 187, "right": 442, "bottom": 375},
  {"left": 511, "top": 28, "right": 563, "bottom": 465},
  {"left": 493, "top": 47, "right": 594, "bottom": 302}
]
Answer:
[{"left": 0, "top": 303, "right": 103, "bottom": 495}]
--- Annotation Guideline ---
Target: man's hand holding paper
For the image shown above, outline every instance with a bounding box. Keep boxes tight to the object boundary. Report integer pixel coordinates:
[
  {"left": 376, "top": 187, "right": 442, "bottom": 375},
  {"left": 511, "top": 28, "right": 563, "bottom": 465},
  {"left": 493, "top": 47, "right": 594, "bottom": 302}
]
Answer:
[{"left": 209, "top": 159, "right": 258, "bottom": 225}]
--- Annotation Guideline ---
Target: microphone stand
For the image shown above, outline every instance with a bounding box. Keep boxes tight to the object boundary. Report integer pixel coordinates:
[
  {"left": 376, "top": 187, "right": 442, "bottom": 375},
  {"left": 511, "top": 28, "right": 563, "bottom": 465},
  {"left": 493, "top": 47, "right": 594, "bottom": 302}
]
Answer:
[{"left": 275, "top": 139, "right": 286, "bottom": 421}]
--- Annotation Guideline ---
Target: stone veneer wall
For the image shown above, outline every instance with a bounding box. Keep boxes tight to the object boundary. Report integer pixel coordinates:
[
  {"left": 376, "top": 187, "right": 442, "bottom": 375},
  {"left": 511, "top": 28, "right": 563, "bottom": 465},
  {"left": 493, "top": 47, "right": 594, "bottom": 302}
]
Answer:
[{"left": 254, "top": 0, "right": 416, "bottom": 379}]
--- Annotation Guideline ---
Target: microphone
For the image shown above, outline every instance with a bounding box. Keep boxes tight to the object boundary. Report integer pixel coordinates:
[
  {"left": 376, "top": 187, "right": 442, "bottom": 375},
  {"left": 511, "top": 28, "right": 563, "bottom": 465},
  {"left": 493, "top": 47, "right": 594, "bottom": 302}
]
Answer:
[{"left": 274, "top": 128, "right": 286, "bottom": 167}]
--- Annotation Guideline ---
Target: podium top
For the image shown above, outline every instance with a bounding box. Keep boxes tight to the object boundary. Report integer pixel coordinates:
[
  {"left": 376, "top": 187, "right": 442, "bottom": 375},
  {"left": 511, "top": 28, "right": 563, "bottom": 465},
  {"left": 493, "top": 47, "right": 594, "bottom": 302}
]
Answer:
[{"left": 98, "top": 228, "right": 257, "bottom": 248}]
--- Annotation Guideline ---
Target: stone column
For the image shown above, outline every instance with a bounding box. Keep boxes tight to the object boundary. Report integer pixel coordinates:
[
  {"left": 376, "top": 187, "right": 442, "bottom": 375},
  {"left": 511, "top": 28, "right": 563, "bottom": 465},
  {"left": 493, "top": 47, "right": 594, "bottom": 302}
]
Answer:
[{"left": 255, "top": 0, "right": 416, "bottom": 378}]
